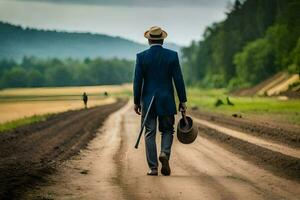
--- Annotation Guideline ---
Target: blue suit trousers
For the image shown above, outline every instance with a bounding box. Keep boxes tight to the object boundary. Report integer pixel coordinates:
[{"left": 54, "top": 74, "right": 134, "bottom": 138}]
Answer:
[{"left": 142, "top": 105, "right": 175, "bottom": 170}]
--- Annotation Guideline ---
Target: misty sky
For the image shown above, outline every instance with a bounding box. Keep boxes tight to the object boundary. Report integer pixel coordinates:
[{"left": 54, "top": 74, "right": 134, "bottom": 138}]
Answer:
[{"left": 0, "top": 0, "right": 229, "bottom": 45}]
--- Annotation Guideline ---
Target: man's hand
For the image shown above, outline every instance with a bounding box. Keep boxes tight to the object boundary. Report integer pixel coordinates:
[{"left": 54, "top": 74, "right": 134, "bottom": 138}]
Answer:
[
  {"left": 134, "top": 104, "right": 141, "bottom": 115},
  {"left": 178, "top": 102, "right": 187, "bottom": 113}
]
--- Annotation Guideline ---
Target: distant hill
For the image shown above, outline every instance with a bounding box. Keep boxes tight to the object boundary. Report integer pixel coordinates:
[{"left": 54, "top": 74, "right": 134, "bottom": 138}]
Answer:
[{"left": 0, "top": 22, "right": 181, "bottom": 61}]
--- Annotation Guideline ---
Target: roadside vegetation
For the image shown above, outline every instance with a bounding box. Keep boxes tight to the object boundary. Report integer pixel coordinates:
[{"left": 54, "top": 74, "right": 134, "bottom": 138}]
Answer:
[
  {"left": 188, "top": 87, "right": 300, "bottom": 125},
  {"left": 0, "top": 114, "right": 49, "bottom": 133}
]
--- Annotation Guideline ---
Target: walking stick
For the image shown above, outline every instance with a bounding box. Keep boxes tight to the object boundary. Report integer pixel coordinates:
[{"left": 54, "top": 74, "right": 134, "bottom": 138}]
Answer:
[{"left": 134, "top": 95, "right": 155, "bottom": 149}]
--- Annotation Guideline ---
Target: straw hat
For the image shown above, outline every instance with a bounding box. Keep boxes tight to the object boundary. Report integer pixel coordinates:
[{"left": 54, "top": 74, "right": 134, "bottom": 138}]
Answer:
[{"left": 144, "top": 26, "right": 168, "bottom": 40}]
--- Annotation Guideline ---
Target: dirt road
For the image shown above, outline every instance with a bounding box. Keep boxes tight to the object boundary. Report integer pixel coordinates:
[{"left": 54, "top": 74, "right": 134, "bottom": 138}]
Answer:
[{"left": 24, "top": 101, "right": 300, "bottom": 200}]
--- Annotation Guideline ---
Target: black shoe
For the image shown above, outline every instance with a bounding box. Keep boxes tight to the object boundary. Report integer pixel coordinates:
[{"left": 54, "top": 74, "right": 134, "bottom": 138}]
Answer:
[
  {"left": 159, "top": 152, "right": 171, "bottom": 176},
  {"left": 147, "top": 169, "right": 158, "bottom": 176}
]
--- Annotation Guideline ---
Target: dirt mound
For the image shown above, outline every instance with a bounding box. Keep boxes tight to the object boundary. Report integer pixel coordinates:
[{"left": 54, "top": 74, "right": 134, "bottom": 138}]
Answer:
[
  {"left": 232, "top": 72, "right": 299, "bottom": 97},
  {"left": 232, "top": 72, "right": 286, "bottom": 96},
  {"left": 0, "top": 99, "right": 127, "bottom": 199}
]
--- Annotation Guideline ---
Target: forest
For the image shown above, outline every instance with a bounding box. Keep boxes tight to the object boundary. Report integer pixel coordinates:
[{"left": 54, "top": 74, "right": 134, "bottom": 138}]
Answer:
[
  {"left": 0, "top": 57, "right": 134, "bottom": 88},
  {"left": 182, "top": 0, "right": 300, "bottom": 89}
]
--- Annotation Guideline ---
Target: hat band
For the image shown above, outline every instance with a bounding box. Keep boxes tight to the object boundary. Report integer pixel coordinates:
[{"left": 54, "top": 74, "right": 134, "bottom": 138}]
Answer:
[{"left": 149, "top": 33, "right": 163, "bottom": 38}]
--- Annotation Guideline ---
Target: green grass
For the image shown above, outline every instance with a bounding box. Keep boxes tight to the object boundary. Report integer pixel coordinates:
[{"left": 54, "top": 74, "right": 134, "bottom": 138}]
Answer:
[
  {"left": 0, "top": 114, "right": 50, "bottom": 133},
  {"left": 187, "top": 87, "right": 300, "bottom": 125},
  {"left": 110, "top": 89, "right": 132, "bottom": 98}
]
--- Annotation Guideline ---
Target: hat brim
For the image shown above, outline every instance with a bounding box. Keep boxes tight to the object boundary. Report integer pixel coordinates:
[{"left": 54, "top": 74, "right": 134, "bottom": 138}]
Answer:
[{"left": 144, "top": 30, "right": 168, "bottom": 40}]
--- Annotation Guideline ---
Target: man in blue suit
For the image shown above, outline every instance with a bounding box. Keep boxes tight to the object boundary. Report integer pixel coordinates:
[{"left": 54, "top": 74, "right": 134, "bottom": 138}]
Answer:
[{"left": 133, "top": 26, "right": 187, "bottom": 176}]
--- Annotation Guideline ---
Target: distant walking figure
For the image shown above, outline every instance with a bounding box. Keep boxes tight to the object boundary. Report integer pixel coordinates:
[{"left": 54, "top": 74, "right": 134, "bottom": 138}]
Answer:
[
  {"left": 133, "top": 26, "right": 187, "bottom": 176},
  {"left": 82, "top": 92, "right": 88, "bottom": 109}
]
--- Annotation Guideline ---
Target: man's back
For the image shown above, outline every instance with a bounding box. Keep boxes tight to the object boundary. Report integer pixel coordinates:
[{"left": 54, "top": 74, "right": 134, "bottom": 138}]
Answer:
[{"left": 134, "top": 45, "right": 186, "bottom": 116}]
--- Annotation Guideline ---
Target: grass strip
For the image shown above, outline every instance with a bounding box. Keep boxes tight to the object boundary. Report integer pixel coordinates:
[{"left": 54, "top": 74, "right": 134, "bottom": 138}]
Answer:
[
  {"left": 187, "top": 87, "right": 300, "bottom": 125},
  {"left": 0, "top": 114, "right": 50, "bottom": 133}
]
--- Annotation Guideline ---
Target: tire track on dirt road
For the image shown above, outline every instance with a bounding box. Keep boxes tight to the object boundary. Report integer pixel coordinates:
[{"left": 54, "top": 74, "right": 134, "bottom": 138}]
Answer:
[
  {"left": 193, "top": 118, "right": 300, "bottom": 159},
  {"left": 193, "top": 118, "right": 300, "bottom": 181},
  {"left": 25, "top": 100, "right": 300, "bottom": 200}
]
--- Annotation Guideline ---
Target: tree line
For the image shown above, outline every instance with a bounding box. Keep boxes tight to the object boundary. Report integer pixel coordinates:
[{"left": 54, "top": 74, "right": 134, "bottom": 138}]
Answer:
[
  {"left": 182, "top": 0, "right": 300, "bottom": 89},
  {"left": 0, "top": 57, "right": 134, "bottom": 88}
]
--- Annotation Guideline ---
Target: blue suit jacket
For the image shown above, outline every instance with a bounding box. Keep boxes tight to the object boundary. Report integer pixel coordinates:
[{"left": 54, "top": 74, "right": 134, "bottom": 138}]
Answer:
[{"left": 133, "top": 45, "right": 187, "bottom": 116}]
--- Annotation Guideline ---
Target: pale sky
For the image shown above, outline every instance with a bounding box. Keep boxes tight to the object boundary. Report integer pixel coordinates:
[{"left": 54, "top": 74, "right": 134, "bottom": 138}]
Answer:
[{"left": 0, "top": 0, "right": 228, "bottom": 45}]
